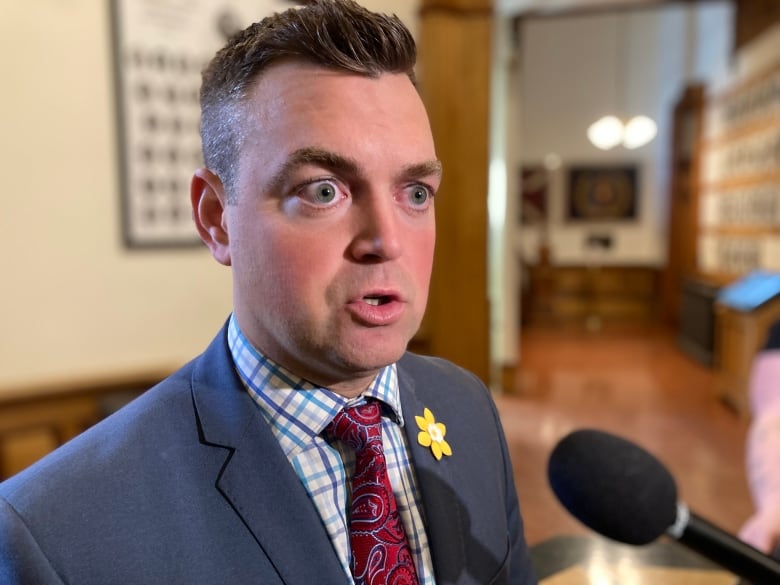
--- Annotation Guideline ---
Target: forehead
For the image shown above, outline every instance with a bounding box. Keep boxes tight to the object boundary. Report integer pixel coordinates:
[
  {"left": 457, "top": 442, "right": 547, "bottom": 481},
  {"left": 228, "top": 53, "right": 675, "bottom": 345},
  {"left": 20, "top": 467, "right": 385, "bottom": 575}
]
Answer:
[{"left": 241, "top": 62, "right": 434, "bottom": 150}]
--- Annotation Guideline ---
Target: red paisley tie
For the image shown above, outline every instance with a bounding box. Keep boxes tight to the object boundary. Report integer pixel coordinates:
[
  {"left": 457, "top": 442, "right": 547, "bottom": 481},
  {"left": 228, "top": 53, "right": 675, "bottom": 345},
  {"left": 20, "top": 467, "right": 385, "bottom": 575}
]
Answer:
[{"left": 327, "top": 402, "right": 420, "bottom": 585}]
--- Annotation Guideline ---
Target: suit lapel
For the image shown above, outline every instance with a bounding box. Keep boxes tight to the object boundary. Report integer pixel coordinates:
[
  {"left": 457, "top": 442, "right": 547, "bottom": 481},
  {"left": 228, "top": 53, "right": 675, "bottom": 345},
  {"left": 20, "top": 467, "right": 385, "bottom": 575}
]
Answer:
[
  {"left": 397, "top": 360, "right": 469, "bottom": 583},
  {"left": 190, "top": 327, "right": 346, "bottom": 585},
  {"left": 398, "top": 354, "right": 510, "bottom": 585}
]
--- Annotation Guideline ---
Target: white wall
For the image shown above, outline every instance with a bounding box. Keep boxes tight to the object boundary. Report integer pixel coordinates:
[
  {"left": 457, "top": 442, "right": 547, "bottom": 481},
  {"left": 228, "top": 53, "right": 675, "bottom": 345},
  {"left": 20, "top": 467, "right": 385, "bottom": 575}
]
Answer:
[
  {"left": 512, "top": 3, "right": 734, "bottom": 267},
  {"left": 0, "top": 0, "right": 419, "bottom": 394}
]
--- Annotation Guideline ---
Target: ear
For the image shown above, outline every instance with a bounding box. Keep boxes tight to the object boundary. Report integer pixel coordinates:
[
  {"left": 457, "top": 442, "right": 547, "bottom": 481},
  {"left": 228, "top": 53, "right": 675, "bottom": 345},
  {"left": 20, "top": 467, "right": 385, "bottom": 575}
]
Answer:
[{"left": 191, "top": 168, "right": 231, "bottom": 266}]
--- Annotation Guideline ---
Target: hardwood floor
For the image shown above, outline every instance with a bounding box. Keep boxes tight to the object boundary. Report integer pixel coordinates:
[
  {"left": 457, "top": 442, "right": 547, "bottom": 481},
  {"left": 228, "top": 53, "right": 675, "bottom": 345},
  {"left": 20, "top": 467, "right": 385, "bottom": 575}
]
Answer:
[{"left": 495, "top": 322, "right": 754, "bottom": 547}]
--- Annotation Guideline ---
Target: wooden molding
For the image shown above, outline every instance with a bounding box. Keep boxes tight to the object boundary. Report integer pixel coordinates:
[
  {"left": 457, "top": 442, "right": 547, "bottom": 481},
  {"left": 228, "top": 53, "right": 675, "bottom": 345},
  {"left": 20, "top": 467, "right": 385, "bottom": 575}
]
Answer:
[{"left": 417, "top": 0, "right": 493, "bottom": 382}]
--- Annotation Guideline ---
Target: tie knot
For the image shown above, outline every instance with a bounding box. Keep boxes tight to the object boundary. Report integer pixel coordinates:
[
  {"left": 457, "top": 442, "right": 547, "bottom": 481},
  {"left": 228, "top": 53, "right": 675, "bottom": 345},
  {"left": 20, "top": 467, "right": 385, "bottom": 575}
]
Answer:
[{"left": 326, "top": 401, "right": 383, "bottom": 452}]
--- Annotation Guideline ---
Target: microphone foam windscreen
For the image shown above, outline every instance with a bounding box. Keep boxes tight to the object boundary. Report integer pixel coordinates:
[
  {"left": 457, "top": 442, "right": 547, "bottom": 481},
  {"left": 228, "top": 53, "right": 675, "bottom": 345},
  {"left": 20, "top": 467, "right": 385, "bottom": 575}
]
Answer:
[{"left": 547, "top": 429, "right": 678, "bottom": 545}]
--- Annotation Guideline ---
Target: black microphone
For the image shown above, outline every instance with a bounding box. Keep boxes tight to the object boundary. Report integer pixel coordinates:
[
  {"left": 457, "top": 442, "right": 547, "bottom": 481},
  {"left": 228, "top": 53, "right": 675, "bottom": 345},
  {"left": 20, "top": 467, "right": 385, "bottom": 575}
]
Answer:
[{"left": 547, "top": 428, "right": 780, "bottom": 585}]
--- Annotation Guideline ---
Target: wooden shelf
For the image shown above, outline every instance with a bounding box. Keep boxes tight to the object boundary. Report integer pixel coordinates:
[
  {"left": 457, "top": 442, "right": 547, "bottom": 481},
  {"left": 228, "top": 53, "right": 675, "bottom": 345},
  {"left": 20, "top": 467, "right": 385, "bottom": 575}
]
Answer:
[{"left": 525, "top": 264, "right": 660, "bottom": 326}]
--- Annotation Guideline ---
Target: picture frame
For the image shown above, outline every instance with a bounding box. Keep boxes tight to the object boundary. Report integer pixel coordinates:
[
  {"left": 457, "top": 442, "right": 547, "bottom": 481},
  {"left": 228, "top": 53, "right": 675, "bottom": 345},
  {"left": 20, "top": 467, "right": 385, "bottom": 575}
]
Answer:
[
  {"left": 519, "top": 165, "right": 549, "bottom": 224},
  {"left": 109, "top": 0, "right": 288, "bottom": 249},
  {"left": 566, "top": 165, "right": 638, "bottom": 222}
]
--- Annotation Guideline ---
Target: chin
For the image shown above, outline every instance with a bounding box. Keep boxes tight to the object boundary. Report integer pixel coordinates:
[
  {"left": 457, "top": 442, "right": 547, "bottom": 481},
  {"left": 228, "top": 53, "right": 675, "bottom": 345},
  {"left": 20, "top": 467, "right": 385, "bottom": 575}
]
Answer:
[
  {"left": 332, "top": 322, "right": 418, "bottom": 369},
  {"left": 339, "top": 342, "right": 407, "bottom": 374}
]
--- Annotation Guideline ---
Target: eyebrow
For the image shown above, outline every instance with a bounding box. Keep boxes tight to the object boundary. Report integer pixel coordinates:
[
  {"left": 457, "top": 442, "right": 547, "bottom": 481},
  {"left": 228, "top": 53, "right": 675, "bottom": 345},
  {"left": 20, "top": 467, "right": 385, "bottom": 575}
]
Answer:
[
  {"left": 268, "top": 146, "right": 442, "bottom": 191},
  {"left": 401, "top": 159, "right": 443, "bottom": 182}
]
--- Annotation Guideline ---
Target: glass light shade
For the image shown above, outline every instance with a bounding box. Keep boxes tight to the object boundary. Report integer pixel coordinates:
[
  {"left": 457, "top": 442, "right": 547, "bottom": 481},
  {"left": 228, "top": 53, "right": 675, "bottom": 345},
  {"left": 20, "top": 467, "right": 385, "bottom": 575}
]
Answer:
[
  {"left": 623, "top": 115, "right": 658, "bottom": 149},
  {"left": 587, "top": 115, "right": 624, "bottom": 150}
]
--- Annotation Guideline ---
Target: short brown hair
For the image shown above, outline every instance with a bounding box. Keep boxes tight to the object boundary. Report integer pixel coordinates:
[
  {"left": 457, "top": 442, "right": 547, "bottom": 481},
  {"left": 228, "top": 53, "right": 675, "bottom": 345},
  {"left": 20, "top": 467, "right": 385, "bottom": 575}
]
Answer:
[{"left": 199, "top": 0, "right": 417, "bottom": 201}]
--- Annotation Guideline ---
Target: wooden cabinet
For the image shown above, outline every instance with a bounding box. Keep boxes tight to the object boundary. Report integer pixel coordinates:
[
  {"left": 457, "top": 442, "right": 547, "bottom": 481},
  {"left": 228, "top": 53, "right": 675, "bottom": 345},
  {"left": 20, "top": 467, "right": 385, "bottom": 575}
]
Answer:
[
  {"left": 661, "top": 84, "right": 705, "bottom": 327},
  {"left": 698, "top": 61, "right": 780, "bottom": 279},
  {"left": 715, "top": 295, "right": 780, "bottom": 417},
  {"left": 525, "top": 264, "right": 659, "bottom": 326}
]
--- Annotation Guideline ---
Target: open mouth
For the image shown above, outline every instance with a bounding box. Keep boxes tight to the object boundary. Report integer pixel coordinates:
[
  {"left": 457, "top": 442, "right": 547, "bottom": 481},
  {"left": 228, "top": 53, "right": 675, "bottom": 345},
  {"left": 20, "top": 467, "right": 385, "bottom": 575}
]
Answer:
[{"left": 364, "top": 295, "right": 393, "bottom": 306}]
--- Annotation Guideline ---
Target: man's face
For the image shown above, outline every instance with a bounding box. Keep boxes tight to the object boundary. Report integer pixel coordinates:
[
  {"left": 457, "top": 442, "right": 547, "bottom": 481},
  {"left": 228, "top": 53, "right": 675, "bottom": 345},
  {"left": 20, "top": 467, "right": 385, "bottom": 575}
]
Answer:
[{"left": 206, "top": 62, "right": 440, "bottom": 396}]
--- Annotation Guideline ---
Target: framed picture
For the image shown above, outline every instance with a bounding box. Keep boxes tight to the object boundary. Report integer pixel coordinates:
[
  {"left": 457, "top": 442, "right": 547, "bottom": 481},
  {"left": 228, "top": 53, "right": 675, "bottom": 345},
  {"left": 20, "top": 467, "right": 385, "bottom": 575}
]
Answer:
[
  {"left": 520, "top": 165, "right": 549, "bottom": 224},
  {"left": 110, "top": 0, "right": 288, "bottom": 248},
  {"left": 566, "top": 165, "right": 638, "bottom": 221}
]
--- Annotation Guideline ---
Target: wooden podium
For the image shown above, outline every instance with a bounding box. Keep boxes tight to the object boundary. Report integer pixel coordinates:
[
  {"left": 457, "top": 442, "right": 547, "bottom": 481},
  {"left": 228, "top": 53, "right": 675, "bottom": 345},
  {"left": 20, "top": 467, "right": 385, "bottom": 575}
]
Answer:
[{"left": 714, "top": 273, "right": 780, "bottom": 416}]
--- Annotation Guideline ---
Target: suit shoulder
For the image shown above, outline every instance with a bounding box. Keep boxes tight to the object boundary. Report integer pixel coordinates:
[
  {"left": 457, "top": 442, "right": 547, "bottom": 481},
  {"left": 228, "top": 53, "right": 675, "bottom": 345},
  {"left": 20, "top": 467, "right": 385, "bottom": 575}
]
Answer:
[
  {"left": 396, "top": 352, "right": 498, "bottom": 419},
  {"left": 398, "top": 352, "right": 486, "bottom": 391},
  {"left": 0, "top": 360, "right": 198, "bottom": 501}
]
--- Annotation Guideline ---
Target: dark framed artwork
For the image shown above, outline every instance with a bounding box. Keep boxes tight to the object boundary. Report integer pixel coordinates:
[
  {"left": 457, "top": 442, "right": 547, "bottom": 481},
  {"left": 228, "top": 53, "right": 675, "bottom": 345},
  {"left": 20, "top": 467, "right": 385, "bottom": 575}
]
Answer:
[
  {"left": 566, "top": 165, "right": 638, "bottom": 222},
  {"left": 520, "top": 165, "right": 549, "bottom": 224},
  {"left": 110, "top": 0, "right": 288, "bottom": 248}
]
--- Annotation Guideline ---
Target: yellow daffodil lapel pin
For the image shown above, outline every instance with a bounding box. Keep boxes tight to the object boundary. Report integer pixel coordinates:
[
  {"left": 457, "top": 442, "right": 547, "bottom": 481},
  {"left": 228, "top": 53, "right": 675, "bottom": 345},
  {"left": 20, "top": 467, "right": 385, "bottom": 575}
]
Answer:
[{"left": 416, "top": 408, "right": 452, "bottom": 460}]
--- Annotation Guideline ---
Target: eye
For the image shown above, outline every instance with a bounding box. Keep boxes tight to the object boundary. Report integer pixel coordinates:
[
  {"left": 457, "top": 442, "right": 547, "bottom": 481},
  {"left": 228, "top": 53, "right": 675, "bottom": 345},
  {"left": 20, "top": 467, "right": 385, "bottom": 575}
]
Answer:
[
  {"left": 296, "top": 179, "right": 345, "bottom": 208},
  {"left": 406, "top": 184, "right": 432, "bottom": 208},
  {"left": 313, "top": 182, "right": 337, "bottom": 203}
]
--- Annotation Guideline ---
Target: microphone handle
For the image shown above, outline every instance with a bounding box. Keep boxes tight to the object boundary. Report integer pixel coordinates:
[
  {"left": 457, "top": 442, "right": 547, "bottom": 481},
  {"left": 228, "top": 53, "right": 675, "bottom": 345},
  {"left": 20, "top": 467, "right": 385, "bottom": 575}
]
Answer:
[
  {"left": 736, "top": 545, "right": 780, "bottom": 585},
  {"left": 671, "top": 508, "right": 780, "bottom": 585}
]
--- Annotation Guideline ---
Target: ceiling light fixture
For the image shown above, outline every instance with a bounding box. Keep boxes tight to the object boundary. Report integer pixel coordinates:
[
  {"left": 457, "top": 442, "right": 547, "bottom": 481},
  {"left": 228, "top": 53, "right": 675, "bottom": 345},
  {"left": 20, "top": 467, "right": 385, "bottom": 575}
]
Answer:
[{"left": 587, "top": 12, "right": 657, "bottom": 151}]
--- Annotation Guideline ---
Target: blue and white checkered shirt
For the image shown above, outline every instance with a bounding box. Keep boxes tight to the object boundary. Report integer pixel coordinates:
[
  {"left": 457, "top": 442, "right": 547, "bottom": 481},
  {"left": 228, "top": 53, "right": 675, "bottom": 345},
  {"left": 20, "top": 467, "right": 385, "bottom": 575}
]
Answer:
[{"left": 227, "top": 315, "right": 436, "bottom": 584}]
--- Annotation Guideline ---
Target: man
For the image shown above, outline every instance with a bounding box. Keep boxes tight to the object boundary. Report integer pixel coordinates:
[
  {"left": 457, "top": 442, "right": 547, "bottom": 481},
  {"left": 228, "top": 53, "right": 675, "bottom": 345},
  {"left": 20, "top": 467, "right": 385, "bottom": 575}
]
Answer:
[{"left": 0, "top": 2, "right": 536, "bottom": 583}]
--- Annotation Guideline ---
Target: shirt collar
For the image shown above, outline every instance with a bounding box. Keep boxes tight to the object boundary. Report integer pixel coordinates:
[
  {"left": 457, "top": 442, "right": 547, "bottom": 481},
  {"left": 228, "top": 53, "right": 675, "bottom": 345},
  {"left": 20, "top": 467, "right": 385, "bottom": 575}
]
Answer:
[{"left": 227, "top": 315, "right": 405, "bottom": 449}]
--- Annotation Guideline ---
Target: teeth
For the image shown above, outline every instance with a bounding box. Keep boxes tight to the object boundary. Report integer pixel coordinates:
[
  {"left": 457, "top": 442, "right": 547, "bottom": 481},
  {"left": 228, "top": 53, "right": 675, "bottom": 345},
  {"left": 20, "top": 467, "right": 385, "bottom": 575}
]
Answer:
[{"left": 365, "top": 298, "right": 381, "bottom": 306}]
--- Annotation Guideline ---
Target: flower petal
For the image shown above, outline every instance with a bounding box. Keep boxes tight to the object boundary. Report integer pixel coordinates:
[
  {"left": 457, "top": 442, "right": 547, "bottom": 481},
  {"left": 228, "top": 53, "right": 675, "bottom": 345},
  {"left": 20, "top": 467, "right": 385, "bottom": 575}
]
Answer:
[
  {"left": 440, "top": 440, "right": 453, "bottom": 457},
  {"left": 435, "top": 422, "right": 447, "bottom": 438},
  {"left": 415, "top": 415, "right": 428, "bottom": 430},
  {"left": 423, "top": 408, "right": 435, "bottom": 425},
  {"left": 418, "top": 431, "right": 432, "bottom": 447},
  {"left": 431, "top": 442, "right": 443, "bottom": 460}
]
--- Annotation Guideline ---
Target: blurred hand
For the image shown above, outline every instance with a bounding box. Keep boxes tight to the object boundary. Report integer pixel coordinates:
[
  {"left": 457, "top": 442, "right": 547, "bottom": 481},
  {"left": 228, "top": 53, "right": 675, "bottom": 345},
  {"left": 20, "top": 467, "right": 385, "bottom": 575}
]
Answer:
[{"left": 739, "top": 507, "right": 780, "bottom": 554}]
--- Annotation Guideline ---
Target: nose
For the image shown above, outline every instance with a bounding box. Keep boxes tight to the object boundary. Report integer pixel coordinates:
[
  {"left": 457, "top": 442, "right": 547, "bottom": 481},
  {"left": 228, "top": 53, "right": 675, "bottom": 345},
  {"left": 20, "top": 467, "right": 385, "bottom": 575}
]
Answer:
[{"left": 349, "top": 195, "right": 403, "bottom": 262}]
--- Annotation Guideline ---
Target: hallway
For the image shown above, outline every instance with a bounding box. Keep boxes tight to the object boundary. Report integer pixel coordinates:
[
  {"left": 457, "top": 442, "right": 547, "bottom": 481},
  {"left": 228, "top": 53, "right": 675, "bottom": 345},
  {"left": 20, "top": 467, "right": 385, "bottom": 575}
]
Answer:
[{"left": 494, "top": 323, "right": 754, "bottom": 547}]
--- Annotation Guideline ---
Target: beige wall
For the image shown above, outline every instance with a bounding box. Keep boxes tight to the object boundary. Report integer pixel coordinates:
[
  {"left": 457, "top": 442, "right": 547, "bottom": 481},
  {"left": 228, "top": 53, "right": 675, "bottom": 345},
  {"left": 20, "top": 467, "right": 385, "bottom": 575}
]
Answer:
[{"left": 0, "top": 2, "right": 231, "bottom": 392}]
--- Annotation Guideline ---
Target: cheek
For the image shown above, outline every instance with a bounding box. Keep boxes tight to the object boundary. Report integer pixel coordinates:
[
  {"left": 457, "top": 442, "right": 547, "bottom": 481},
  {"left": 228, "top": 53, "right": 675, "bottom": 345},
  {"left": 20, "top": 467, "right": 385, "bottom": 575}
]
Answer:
[
  {"left": 263, "top": 233, "right": 339, "bottom": 295},
  {"left": 230, "top": 224, "right": 295, "bottom": 293},
  {"left": 409, "top": 229, "right": 436, "bottom": 286}
]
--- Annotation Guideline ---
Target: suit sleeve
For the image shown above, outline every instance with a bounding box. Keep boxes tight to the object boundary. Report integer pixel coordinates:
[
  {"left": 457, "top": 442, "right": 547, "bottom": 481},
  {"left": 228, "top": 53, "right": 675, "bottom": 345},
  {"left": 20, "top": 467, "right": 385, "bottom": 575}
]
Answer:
[{"left": 0, "top": 497, "right": 66, "bottom": 585}]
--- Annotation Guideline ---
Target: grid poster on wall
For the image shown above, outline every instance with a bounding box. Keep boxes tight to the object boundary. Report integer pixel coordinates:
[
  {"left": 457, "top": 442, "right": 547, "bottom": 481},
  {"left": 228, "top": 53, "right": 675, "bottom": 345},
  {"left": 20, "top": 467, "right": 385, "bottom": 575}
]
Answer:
[{"left": 110, "top": 0, "right": 289, "bottom": 248}]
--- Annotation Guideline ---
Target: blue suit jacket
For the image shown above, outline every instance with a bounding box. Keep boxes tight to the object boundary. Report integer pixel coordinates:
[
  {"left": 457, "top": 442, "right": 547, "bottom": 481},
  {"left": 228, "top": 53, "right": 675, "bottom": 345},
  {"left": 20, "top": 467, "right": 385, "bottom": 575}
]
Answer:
[{"left": 0, "top": 326, "right": 536, "bottom": 584}]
